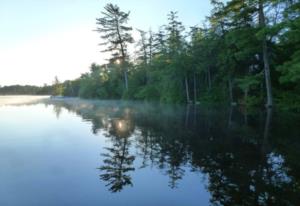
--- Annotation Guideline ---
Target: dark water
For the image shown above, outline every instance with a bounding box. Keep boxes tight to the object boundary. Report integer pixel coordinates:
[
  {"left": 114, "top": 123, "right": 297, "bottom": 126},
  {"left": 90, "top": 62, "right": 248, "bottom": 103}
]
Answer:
[{"left": 0, "top": 98, "right": 299, "bottom": 206}]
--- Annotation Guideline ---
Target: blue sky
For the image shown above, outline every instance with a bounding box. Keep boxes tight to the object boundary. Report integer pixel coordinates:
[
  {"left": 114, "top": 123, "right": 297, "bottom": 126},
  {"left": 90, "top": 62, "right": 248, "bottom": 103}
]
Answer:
[{"left": 0, "top": 0, "right": 213, "bottom": 86}]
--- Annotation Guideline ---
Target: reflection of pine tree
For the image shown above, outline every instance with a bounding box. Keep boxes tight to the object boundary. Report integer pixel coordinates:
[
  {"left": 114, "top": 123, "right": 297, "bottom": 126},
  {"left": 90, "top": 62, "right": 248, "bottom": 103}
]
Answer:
[
  {"left": 99, "top": 137, "right": 135, "bottom": 193},
  {"left": 167, "top": 164, "right": 185, "bottom": 189},
  {"left": 165, "top": 141, "right": 186, "bottom": 189},
  {"left": 136, "top": 126, "right": 187, "bottom": 189},
  {"left": 136, "top": 130, "right": 161, "bottom": 169},
  {"left": 53, "top": 104, "right": 62, "bottom": 119}
]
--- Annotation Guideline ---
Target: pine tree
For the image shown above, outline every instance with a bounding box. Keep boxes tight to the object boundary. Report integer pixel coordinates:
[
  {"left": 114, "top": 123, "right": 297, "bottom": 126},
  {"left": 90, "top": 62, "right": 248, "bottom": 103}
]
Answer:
[
  {"left": 96, "top": 3, "right": 133, "bottom": 90},
  {"left": 136, "top": 29, "right": 149, "bottom": 65}
]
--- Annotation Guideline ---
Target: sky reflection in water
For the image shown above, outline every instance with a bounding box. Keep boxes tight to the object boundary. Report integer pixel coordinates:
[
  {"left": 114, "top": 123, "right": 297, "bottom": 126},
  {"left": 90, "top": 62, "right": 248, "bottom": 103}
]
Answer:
[{"left": 0, "top": 98, "right": 299, "bottom": 206}]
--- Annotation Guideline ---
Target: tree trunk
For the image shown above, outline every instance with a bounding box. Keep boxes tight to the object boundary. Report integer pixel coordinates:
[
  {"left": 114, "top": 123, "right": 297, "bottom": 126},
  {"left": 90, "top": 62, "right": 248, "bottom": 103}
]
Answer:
[
  {"left": 228, "top": 106, "right": 233, "bottom": 128},
  {"left": 207, "top": 67, "right": 212, "bottom": 91},
  {"left": 244, "top": 88, "right": 248, "bottom": 105},
  {"left": 228, "top": 76, "right": 234, "bottom": 104},
  {"left": 262, "top": 108, "right": 272, "bottom": 154},
  {"left": 116, "top": 20, "right": 129, "bottom": 91},
  {"left": 124, "top": 69, "right": 128, "bottom": 90},
  {"left": 70, "top": 84, "right": 74, "bottom": 96},
  {"left": 244, "top": 107, "right": 248, "bottom": 125},
  {"left": 259, "top": 0, "right": 273, "bottom": 107},
  {"left": 185, "top": 104, "right": 191, "bottom": 127},
  {"left": 185, "top": 75, "right": 191, "bottom": 103},
  {"left": 193, "top": 105, "right": 197, "bottom": 127},
  {"left": 193, "top": 72, "right": 197, "bottom": 103}
]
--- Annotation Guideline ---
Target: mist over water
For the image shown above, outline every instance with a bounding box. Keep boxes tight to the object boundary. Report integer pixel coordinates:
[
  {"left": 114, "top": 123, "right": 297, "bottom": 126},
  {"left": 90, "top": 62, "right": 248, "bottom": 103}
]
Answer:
[
  {"left": 0, "top": 95, "right": 49, "bottom": 106},
  {"left": 0, "top": 97, "right": 299, "bottom": 206}
]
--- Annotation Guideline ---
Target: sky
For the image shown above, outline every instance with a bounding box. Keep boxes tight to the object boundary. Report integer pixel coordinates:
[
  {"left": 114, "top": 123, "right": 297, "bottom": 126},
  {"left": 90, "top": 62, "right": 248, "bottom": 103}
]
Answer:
[{"left": 0, "top": 0, "right": 213, "bottom": 86}]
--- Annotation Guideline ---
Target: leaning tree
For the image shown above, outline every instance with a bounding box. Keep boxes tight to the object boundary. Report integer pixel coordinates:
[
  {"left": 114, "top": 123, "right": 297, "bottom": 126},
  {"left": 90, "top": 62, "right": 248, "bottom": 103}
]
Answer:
[{"left": 96, "top": 3, "right": 133, "bottom": 90}]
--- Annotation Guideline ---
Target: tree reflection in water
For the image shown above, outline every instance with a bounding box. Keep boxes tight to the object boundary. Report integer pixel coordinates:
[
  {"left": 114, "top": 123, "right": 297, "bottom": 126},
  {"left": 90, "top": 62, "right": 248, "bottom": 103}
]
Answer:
[
  {"left": 99, "top": 116, "right": 135, "bottom": 193},
  {"left": 42, "top": 99, "right": 300, "bottom": 205}
]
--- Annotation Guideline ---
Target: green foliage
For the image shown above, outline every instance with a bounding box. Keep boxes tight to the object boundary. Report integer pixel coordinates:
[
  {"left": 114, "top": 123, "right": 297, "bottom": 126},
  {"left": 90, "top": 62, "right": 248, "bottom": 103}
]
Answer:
[
  {"left": 277, "top": 50, "right": 300, "bottom": 83},
  {"left": 42, "top": 1, "right": 300, "bottom": 110},
  {"left": 199, "top": 87, "right": 227, "bottom": 103},
  {"left": 236, "top": 74, "right": 262, "bottom": 93},
  {"left": 52, "top": 76, "right": 64, "bottom": 96},
  {"left": 277, "top": 18, "right": 300, "bottom": 81},
  {"left": 134, "top": 85, "right": 160, "bottom": 101},
  {"left": 275, "top": 89, "right": 300, "bottom": 111},
  {"left": 63, "top": 79, "right": 80, "bottom": 97}
]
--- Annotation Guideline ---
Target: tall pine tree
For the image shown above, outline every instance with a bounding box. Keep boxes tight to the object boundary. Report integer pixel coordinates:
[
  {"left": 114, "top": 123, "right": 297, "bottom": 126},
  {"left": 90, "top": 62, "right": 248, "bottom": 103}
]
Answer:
[{"left": 96, "top": 4, "right": 133, "bottom": 90}]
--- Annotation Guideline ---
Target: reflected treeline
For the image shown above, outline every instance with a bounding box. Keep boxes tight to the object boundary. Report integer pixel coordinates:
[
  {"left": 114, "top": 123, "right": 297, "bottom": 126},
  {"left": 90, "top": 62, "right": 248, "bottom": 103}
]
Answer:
[{"left": 42, "top": 99, "right": 300, "bottom": 205}]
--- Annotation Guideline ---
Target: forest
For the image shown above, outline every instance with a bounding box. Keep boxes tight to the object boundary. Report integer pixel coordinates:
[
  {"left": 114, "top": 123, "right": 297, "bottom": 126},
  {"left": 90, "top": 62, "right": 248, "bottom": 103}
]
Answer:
[{"left": 7, "top": 0, "right": 300, "bottom": 110}]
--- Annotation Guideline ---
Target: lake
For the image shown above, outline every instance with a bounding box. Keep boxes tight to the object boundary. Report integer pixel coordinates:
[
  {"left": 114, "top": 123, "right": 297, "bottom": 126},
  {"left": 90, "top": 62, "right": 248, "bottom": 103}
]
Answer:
[{"left": 0, "top": 96, "right": 299, "bottom": 206}]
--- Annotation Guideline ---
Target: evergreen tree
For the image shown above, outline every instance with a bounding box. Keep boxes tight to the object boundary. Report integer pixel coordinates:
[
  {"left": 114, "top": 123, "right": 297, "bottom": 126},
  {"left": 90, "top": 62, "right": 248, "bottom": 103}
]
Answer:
[
  {"left": 95, "top": 3, "right": 133, "bottom": 90},
  {"left": 52, "top": 76, "right": 64, "bottom": 96}
]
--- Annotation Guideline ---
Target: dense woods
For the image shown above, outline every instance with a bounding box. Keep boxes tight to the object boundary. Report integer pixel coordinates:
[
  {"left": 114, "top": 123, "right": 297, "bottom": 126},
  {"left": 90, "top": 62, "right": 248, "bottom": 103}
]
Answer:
[
  {"left": 73, "top": 0, "right": 300, "bottom": 109},
  {"left": 5, "top": 0, "right": 300, "bottom": 109}
]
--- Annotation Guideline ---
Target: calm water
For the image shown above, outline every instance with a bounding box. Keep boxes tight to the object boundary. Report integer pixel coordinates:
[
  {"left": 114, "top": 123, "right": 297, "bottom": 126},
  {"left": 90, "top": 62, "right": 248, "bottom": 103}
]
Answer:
[{"left": 0, "top": 97, "right": 299, "bottom": 206}]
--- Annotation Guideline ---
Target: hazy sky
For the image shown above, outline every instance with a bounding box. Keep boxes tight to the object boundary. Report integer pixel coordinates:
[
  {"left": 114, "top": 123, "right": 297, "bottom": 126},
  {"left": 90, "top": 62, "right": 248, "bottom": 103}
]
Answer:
[{"left": 0, "top": 0, "right": 213, "bottom": 86}]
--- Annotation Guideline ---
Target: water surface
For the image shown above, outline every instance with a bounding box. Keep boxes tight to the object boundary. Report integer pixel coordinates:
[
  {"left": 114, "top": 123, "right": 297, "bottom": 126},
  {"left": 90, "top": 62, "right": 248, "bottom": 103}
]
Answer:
[{"left": 0, "top": 97, "right": 299, "bottom": 206}]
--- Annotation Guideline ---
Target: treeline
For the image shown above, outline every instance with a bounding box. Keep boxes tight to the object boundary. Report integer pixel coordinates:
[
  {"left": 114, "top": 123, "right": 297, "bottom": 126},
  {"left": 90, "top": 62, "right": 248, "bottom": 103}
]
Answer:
[
  {"left": 0, "top": 85, "right": 52, "bottom": 95},
  {"left": 0, "top": 78, "right": 81, "bottom": 96},
  {"left": 54, "top": 1, "right": 300, "bottom": 109}
]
